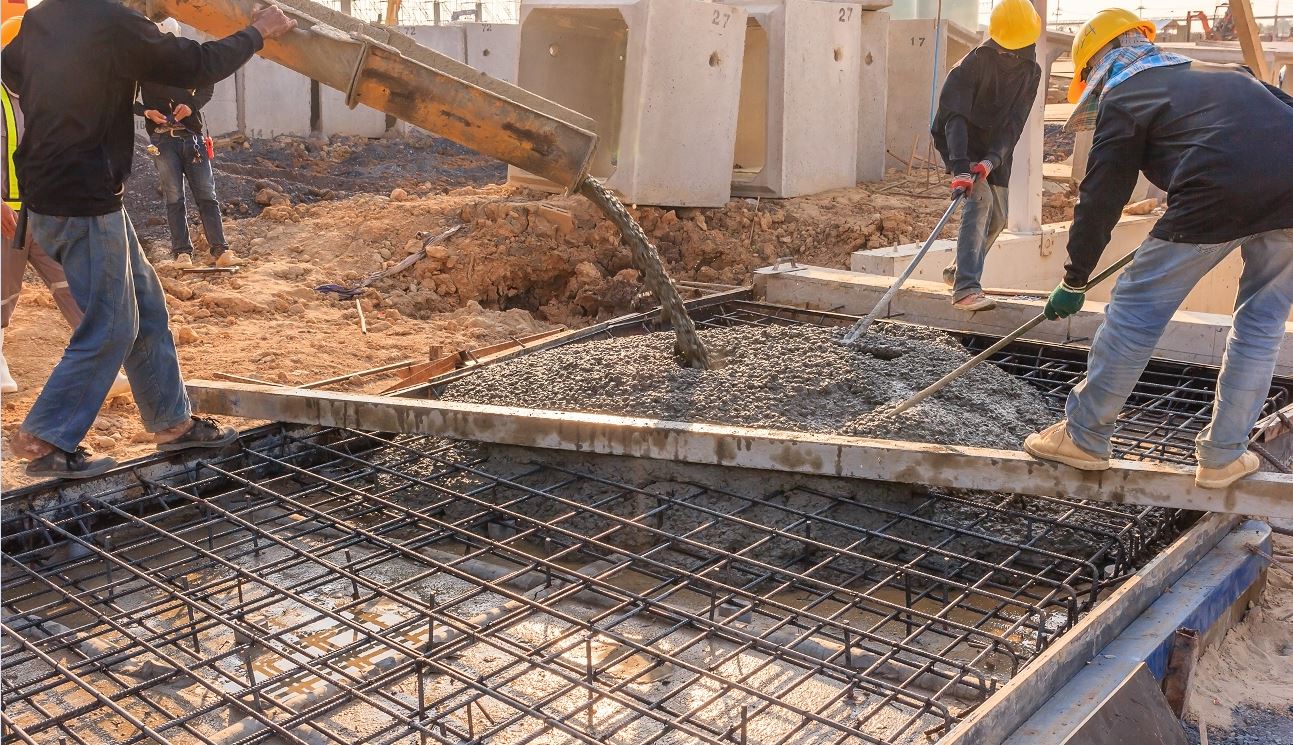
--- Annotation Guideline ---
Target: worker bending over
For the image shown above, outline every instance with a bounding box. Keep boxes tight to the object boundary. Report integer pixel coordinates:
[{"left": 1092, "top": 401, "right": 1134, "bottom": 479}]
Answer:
[
  {"left": 1, "top": 0, "right": 294, "bottom": 479},
  {"left": 930, "top": 0, "right": 1041, "bottom": 313},
  {"left": 138, "top": 18, "right": 240, "bottom": 268},
  {"left": 1024, "top": 9, "right": 1293, "bottom": 489},
  {"left": 1, "top": 15, "right": 129, "bottom": 396}
]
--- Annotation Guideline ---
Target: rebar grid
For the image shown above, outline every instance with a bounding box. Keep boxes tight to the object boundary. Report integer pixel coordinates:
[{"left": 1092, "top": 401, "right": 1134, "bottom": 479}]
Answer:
[
  {"left": 2, "top": 427, "right": 1183, "bottom": 745},
  {"left": 420, "top": 298, "right": 1293, "bottom": 467}
]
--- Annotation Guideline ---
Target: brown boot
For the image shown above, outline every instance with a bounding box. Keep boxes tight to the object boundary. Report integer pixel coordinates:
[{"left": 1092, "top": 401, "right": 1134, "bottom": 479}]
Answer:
[
  {"left": 155, "top": 416, "right": 238, "bottom": 451},
  {"left": 1023, "top": 421, "right": 1111, "bottom": 471},
  {"left": 1195, "top": 451, "right": 1260, "bottom": 489}
]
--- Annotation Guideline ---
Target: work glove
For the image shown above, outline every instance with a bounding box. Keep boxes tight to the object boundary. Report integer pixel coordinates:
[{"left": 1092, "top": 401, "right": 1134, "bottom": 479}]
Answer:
[
  {"left": 950, "top": 173, "right": 974, "bottom": 194},
  {"left": 1044, "top": 283, "right": 1086, "bottom": 320},
  {"left": 971, "top": 159, "right": 993, "bottom": 179}
]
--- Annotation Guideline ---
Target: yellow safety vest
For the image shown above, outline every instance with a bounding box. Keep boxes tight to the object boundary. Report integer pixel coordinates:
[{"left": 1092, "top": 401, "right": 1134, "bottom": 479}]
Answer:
[{"left": 2, "top": 86, "right": 18, "bottom": 209}]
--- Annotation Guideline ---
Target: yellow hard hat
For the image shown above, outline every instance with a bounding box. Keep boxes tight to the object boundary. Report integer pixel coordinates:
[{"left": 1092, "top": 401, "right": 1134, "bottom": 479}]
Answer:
[
  {"left": 989, "top": 0, "right": 1042, "bottom": 50},
  {"left": 1068, "top": 8, "right": 1156, "bottom": 103},
  {"left": 1, "top": 15, "right": 19, "bottom": 47}
]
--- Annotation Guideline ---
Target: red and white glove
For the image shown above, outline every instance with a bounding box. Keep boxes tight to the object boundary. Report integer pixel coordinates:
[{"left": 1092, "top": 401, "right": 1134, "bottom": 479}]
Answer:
[
  {"left": 950, "top": 173, "right": 974, "bottom": 193},
  {"left": 971, "top": 160, "right": 993, "bottom": 180}
]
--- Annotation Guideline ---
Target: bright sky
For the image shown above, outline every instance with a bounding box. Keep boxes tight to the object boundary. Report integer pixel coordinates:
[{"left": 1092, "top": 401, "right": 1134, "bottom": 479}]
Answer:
[{"left": 983, "top": 0, "right": 1287, "bottom": 25}]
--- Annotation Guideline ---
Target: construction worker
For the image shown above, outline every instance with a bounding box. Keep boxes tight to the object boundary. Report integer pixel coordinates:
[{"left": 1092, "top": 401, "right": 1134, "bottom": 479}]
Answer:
[
  {"left": 138, "top": 18, "right": 240, "bottom": 268},
  {"left": 1, "top": 1, "right": 295, "bottom": 479},
  {"left": 1023, "top": 9, "right": 1293, "bottom": 489},
  {"left": 930, "top": 0, "right": 1042, "bottom": 313},
  {"left": 1, "top": 15, "right": 129, "bottom": 396}
]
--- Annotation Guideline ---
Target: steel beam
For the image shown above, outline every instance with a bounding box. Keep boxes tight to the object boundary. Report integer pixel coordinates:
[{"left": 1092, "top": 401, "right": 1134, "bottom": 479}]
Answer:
[{"left": 187, "top": 381, "right": 1293, "bottom": 517}]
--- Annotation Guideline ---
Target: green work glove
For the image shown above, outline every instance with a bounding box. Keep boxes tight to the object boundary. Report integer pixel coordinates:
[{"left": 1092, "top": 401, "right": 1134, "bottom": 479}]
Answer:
[{"left": 1044, "top": 283, "right": 1086, "bottom": 320}]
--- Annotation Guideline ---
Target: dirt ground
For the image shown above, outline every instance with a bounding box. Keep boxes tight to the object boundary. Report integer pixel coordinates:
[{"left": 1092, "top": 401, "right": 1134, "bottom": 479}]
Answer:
[{"left": 1182, "top": 531, "right": 1293, "bottom": 744}]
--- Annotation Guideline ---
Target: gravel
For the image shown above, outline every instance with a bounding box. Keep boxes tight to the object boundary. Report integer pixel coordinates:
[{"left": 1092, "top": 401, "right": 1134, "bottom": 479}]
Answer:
[{"left": 441, "top": 324, "right": 1056, "bottom": 450}]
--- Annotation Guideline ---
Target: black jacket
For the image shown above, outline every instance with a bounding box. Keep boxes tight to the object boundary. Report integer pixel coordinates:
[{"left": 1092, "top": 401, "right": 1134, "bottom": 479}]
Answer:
[
  {"left": 135, "top": 83, "right": 216, "bottom": 136},
  {"left": 931, "top": 42, "right": 1041, "bottom": 187},
  {"left": 1065, "top": 61, "right": 1293, "bottom": 286},
  {"left": 0, "top": 0, "right": 261, "bottom": 217}
]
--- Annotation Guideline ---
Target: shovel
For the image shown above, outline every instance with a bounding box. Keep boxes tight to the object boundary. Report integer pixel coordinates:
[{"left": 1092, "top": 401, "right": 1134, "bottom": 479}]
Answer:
[
  {"left": 886, "top": 248, "right": 1140, "bottom": 417},
  {"left": 840, "top": 176, "right": 976, "bottom": 346}
]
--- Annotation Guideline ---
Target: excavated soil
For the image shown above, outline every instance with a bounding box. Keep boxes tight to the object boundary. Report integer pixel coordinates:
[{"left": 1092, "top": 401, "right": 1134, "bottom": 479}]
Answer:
[{"left": 441, "top": 324, "right": 1055, "bottom": 450}]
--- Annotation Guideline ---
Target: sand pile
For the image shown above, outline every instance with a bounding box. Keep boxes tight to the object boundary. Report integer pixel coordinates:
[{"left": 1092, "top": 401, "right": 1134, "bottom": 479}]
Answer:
[{"left": 441, "top": 324, "right": 1055, "bottom": 450}]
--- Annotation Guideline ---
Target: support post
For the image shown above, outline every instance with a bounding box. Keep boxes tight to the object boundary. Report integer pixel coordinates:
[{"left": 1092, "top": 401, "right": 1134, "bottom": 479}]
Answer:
[
  {"left": 1007, "top": 0, "right": 1047, "bottom": 234},
  {"left": 1231, "top": 0, "right": 1273, "bottom": 81}
]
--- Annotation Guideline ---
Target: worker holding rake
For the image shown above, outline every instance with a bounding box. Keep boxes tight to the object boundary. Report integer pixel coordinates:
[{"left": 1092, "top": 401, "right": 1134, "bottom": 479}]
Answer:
[
  {"left": 930, "top": 0, "right": 1042, "bottom": 313},
  {"left": 1024, "top": 9, "right": 1293, "bottom": 489}
]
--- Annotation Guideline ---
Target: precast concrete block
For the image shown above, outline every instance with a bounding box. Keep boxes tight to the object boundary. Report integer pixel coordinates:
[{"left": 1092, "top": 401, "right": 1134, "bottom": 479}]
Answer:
[
  {"left": 886, "top": 18, "right": 977, "bottom": 171},
  {"left": 318, "top": 86, "right": 389, "bottom": 137},
  {"left": 241, "top": 55, "right": 312, "bottom": 138},
  {"left": 508, "top": 0, "right": 748, "bottom": 207},
  {"left": 722, "top": 0, "right": 863, "bottom": 198},
  {"left": 397, "top": 25, "right": 468, "bottom": 61},
  {"left": 464, "top": 22, "right": 521, "bottom": 82}
]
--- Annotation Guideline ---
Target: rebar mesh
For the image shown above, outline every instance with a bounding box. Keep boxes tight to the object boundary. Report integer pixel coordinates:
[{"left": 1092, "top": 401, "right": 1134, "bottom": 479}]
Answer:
[{"left": 2, "top": 427, "right": 1185, "bottom": 745}]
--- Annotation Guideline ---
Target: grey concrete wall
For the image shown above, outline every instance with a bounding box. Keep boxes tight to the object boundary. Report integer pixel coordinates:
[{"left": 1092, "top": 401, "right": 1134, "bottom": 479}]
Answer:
[
  {"left": 885, "top": 18, "right": 975, "bottom": 171},
  {"left": 241, "top": 55, "right": 312, "bottom": 138},
  {"left": 319, "top": 87, "right": 389, "bottom": 138},
  {"left": 464, "top": 22, "right": 521, "bottom": 83}
]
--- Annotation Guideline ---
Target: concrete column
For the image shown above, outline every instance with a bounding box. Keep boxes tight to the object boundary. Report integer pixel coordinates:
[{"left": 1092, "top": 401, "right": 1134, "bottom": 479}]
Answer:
[{"left": 1006, "top": 0, "right": 1046, "bottom": 234}]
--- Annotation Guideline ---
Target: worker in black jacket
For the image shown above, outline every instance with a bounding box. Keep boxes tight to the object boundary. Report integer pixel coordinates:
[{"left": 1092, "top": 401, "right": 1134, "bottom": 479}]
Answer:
[
  {"left": 931, "top": 0, "right": 1041, "bottom": 313},
  {"left": 1, "top": 1, "right": 295, "bottom": 479},
  {"left": 1024, "top": 9, "right": 1293, "bottom": 490},
  {"left": 136, "top": 20, "right": 237, "bottom": 267}
]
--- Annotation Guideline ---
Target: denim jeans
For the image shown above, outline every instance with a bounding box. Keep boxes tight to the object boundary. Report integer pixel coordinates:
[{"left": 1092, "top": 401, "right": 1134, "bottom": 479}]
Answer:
[
  {"left": 1067, "top": 229, "right": 1293, "bottom": 468},
  {"left": 21, "top": 210, "right": 192, "bottom": 452},
  {"left": 150, "top": 131, "right": 227, "bottom": 257},
  {"left": 944, "top": 179, "right": 1009, "bottom": 301}
]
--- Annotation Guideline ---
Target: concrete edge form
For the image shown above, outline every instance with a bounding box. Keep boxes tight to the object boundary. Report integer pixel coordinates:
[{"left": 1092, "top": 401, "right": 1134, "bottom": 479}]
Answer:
[
  {"left": 940, "top": 513, "right": 1242, "bottom": 745},
  {"left": 1003, "top": 519, "right": 1272, "bottom": 744},
  {"left": 753, "top": 264, "right": 1293, "bottom": 376},
  {"left": 185, "top": 382, "right": 1293, "bottom": 517}
]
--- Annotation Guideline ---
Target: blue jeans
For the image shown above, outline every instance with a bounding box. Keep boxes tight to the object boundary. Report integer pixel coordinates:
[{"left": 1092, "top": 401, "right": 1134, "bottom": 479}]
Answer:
[
  {"left": 1067, "top": 229, "right": 1293, "bottom": 468},
  {"left": 21, "top": 210, "right": 192, "bottom": 452},
  {"left": 150, "top": 132, "right": 227, "bottom": 257},
  {"left": 945, "top": 179, "right": 1009, "bottom": 301}
]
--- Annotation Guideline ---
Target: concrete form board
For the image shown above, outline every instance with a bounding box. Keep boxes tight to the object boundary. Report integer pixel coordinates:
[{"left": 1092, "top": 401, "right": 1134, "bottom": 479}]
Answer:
[
  {"left": 188, "top": 381, "right": 1293, "bottom": 517},
  {"left": 885, "top": 18, "right": 976, "bottom": 171},
  {"left": 847, "top": 215, "right": 1282, "bottom": 318},
  {"left": 1006, "top": 520, "right": 1271, "bottom": 744},
  {"left": 463, "top": 22, "right": 522, "bottom": 82},
  {"left": 943, "top": 513, "right": 1241, "bottom": 745},
  {"left": 510, "top": 0, "right": 748, "bottom": 207},
  {"left": 753, "top": 265, "right": 1293, "bottom": 377},
  {"left": 724, "top": 0, "right": 862, "bottom": 198},
  {"left": 241, "top": 54, "right": 312, "bottom": 138}
]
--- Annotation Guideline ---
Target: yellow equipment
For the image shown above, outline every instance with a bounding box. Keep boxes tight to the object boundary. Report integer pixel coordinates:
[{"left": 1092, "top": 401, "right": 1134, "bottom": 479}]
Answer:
[
  {"left": 1068, "top": 8, "right": 1157, "bottom": 103},
  {"left": 988, "top": 0, "right": 1042, "bottom": 50},
  {"left": 1, "top": 1, "right": 24, "bottom": 24},
  {"left": 1, "top": 14, "right": 20, "bottom": 46}
]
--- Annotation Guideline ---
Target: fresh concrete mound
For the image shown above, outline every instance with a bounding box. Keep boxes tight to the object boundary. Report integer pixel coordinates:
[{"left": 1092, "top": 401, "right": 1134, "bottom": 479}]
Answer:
[{"left": 441, "top": 324, "right": 1055, "bottom": 450}]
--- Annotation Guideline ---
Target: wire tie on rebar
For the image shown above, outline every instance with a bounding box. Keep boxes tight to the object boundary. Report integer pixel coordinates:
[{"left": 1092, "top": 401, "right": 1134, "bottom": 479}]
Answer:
[{"left": 345, "top": 549, "right": 360, "bottom": 600}]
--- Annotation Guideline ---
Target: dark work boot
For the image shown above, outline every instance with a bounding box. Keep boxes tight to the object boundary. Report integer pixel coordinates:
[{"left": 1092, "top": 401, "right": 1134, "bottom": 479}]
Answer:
[
  {"left": 157, "top": 416, "right": 238, "bottom": 452},
  {"left": 25, "top": 447, "right": 118, "bottom": 480}
]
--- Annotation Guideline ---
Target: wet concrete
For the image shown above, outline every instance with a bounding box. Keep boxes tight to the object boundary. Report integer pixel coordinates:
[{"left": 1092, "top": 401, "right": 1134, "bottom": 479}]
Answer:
[{"left": 441, "top": 324, "right": 1056, "bottom": 451}]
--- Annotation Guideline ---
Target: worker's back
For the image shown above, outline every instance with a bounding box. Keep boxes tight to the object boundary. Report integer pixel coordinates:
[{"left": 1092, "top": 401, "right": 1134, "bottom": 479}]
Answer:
[
  {"left": 0, "top": 0, "right": 260, "bottom": 218},
  {"left": 1105, "top": 61, "right": 1293, "bottom": 245}
]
